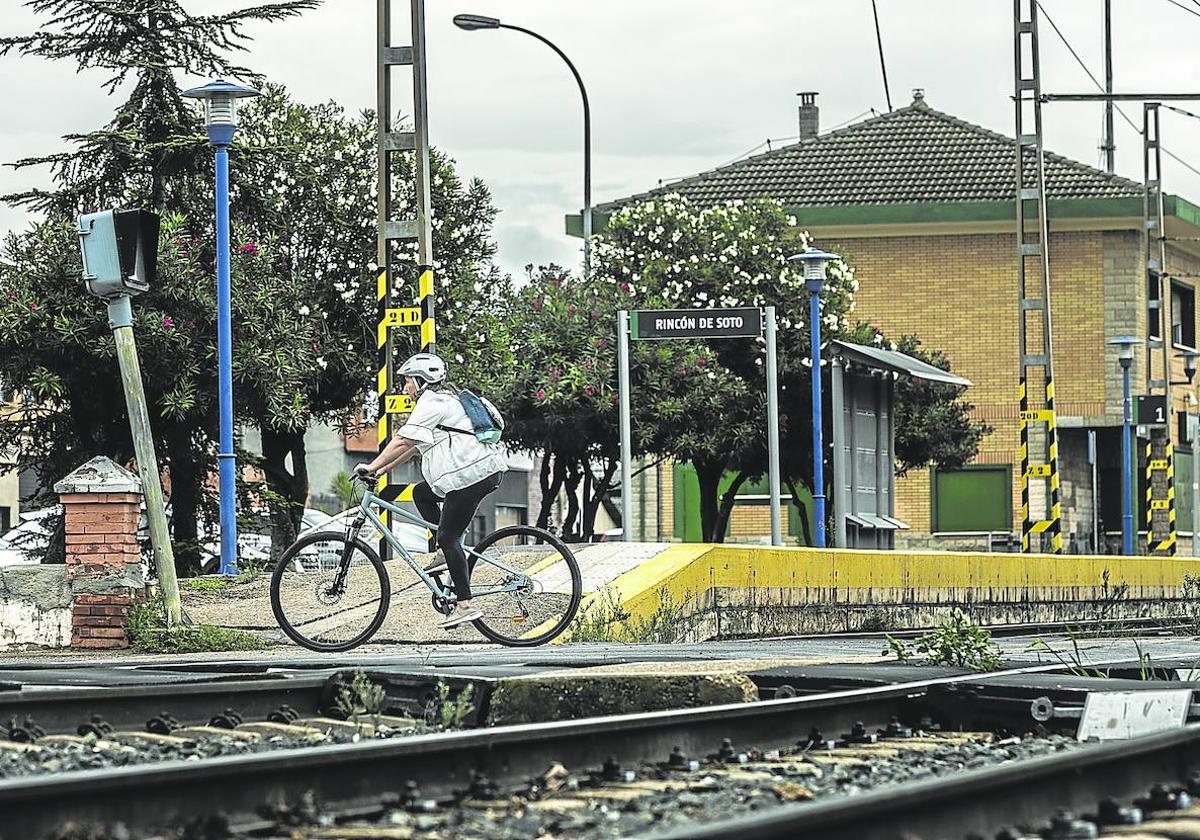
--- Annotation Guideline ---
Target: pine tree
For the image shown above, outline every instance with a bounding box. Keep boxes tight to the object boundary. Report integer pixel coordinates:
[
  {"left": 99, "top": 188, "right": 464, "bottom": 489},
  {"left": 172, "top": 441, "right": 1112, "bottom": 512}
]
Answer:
[{"left": 0, "top": 0, "right": 318, "bottom": 215}]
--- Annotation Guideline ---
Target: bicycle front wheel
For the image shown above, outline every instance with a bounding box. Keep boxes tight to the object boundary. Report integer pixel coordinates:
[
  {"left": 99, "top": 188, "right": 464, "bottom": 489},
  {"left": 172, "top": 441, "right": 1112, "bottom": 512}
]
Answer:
[
  {"left": 270, "top": 532, "right": 390, "bottom": 652},
  {"left": 467, "top": 525, "right": 581, "bottom": 647}
]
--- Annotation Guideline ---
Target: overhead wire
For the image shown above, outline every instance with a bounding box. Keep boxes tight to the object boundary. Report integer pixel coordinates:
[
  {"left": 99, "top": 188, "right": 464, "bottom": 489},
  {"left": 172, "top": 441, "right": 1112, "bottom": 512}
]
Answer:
[
  {"left": 870, "top": 0, "right": 894, "bottom": 111},
  {"left": 1036, "top": 0, "right": 1200, "bottom": 181},
  {"left": 1163, "top": 0, "right": 1200, "bottom": 18}
]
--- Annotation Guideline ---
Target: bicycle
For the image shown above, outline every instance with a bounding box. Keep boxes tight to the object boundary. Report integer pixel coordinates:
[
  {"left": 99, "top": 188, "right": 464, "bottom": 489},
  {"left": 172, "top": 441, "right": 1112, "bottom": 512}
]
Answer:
[{"left": 270, "top": 474, "right": 582, "bottom": 652}]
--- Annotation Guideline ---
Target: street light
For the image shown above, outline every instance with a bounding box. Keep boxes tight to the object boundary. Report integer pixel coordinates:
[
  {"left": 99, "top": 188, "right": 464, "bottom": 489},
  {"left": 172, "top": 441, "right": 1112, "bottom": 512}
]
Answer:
[
  {"left": 789, "top": 246, "right": 841, "bottom": 549},
  {"left": 183, "top": 79, "right": 260, "bottom": 576},
  {"left": 1109, "top": 335, "right": 1141, "bottom": 556},
  {"left": 1173, "top": 349, "right": 1200, "bottom": 384},
  {"left": 453, "top": 13, "right": 592, "bottom": 280}
]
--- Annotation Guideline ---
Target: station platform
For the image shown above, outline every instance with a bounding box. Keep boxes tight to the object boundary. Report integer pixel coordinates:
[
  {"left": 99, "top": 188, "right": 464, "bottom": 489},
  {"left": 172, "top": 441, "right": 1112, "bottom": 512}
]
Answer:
[{"left": 179, "top": 540, "right": 1200, "bottom": 645}]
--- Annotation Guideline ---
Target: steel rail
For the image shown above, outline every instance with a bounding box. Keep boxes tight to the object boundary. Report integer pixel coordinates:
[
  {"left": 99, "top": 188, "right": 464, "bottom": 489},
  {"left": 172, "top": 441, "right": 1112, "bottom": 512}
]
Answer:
[
  {"left": 646, "top": 723, "right": 1200, "bottom": 839},
  {"left": 0, "top": 674, "right": 337, "bottom": 735},
  {"left": 0, "top": 665, "right": 1068, "bottom": 837}
]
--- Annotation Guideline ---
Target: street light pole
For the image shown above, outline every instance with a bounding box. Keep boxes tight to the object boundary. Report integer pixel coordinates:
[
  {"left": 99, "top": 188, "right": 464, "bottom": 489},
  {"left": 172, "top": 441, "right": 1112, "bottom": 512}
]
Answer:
[
  {"left": 1109, "top": 336, "right": 1141, "bottom": 556},
  {"left": 453, "top": 14, "right": 591, "bottom": 278},
  {"left": 789, "top": 247, "right": 840, "bottom": 549},
  {"left": 183, "top": 79, "right": 260, "bottom": 576}
]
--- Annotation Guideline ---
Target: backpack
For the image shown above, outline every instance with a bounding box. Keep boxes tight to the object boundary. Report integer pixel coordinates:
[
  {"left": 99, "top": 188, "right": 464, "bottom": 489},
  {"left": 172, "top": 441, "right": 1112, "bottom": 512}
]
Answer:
[{"left": 438, "top": 389, "right": 504, "bottom": 444}]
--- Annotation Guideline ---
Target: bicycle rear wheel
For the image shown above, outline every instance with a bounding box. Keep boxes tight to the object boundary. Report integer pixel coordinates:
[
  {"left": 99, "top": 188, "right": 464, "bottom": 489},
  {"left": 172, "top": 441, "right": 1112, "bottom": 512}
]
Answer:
[
  {"left": 270, "top": 532, "right": 390, "bottom": 652},
  {"left": 467, "top": 525, "right": 581, "bottom": 647}
]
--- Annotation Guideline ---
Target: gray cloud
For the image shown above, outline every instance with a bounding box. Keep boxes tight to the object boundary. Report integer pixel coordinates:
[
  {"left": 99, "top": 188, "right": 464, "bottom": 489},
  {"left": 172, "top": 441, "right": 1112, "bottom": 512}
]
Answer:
[{"left": 5, "top": 0, "right": 1200, "bottom": 281}]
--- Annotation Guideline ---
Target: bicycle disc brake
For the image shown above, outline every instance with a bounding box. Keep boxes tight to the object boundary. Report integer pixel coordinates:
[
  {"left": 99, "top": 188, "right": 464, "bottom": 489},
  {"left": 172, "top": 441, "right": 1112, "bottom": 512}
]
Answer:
[{"left": 314, "top": 577, "right": 344, "bottom": 606}]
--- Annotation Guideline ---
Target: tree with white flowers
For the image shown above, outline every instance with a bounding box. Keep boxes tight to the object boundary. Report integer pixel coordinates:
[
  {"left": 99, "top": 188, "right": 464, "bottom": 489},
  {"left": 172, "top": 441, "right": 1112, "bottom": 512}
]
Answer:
[
  {"left": 595, "top": 195, "right": 984, "bottom": 542},
  {"left": 229, "top": 86, "right": 508, "bottom": 552}
]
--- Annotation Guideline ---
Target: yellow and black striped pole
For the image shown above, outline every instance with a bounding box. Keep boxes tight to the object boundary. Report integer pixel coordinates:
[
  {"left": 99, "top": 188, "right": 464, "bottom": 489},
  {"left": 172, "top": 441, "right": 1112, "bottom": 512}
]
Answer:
[
  {"left": 377, "top": 264, "right": 434, "bottom": 506},
  {"left": 1146, "top": 438, "right": 1177, "bottom": 555},
  {"left": 1019, "top": 377, "right": 1063, "bottom": 554},
  {"left": 1019, "top": 378, "right": 1031, "bottom": 553},
  {"left": 1165, "top": 442, "right": 1177, "bottom": 554},
  {"left": 1044, "top": 376, "right": 1063, "bottom": 554},
  {"left": 1145, "top": 440, "right": 1154, "bottom": 553}
]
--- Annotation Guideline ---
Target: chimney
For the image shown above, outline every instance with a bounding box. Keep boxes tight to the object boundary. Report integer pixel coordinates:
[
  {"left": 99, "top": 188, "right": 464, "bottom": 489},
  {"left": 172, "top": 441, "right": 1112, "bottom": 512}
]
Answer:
[{"left": 797, "top": 91, "right": 819, "bottom": 140}]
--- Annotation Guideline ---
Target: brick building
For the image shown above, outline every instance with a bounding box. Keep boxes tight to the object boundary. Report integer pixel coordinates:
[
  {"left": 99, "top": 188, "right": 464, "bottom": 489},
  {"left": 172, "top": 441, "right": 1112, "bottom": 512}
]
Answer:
[{"left": 586, "top": 91, "right": 1200, "bottom": 551}]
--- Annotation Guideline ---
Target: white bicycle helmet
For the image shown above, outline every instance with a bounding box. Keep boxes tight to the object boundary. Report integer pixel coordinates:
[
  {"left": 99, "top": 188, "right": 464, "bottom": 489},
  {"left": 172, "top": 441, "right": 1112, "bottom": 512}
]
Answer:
[{"left": 398, "top": 352, "right": 447, "bottom": 387}]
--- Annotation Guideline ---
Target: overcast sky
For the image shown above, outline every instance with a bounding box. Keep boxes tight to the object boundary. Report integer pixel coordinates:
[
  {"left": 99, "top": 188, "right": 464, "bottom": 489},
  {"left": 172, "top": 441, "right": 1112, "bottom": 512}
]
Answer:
[{"left": 5, "top": 1, "right": 1200, "bottom": 279}]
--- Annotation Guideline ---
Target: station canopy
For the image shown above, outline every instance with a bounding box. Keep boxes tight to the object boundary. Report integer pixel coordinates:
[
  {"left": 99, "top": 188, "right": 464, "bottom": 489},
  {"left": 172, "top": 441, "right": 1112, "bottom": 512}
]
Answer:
[{"left": 830, "top": 339, "right": 971, "bottom": 387}]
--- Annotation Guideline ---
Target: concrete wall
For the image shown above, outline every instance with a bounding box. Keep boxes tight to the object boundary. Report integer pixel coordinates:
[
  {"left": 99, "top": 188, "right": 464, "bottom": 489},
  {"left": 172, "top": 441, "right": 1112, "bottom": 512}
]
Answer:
[
  {"left": 0, "top": 566, "right": 72, "bottom": 650},
  {"left": 572, "top": 543, "right": 1200, "bottom": 643}
]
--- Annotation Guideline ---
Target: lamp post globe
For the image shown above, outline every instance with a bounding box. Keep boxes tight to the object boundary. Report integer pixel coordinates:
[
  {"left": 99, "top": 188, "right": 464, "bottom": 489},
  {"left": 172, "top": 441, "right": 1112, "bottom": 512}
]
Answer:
[
  {"left": 183, "top": 79, "right": 260, "bottom": 576},
  {"left": 182, "top": 79, "right": 260, "bottom": 146},
  {"left": 788, "top": 247, "right": 842, "bottom": 548},
  {"left": 1176, "top": 349, "right": 1200, "bottom": 382},
  {"left": 1108, "top": 335, "right": 1142, "bottom": 556}
]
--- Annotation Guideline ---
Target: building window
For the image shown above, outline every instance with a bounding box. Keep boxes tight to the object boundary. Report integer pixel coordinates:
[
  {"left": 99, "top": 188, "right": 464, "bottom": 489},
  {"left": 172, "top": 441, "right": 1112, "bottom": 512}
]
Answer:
[
  {"left": 1172, "top": 282, "right": 1196, "bottom": 348},
  {"left": 931, "top": 466, "right": 1012, "bottom": 533},
  {"left": 494, "top": 505, "right": 527, "bottom": 529},
  {"left": 466, "top": 514, "right": 487, "bottom": 546},
  {"left": 0, "top": 506, "right": 9, "bottom": 535}
]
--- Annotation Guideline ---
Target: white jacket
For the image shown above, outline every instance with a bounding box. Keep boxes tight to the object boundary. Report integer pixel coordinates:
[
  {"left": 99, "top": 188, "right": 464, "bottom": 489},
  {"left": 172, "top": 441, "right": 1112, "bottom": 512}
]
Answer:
[{"left": 397, "top": 390, "right": 507, "bottom": 496}]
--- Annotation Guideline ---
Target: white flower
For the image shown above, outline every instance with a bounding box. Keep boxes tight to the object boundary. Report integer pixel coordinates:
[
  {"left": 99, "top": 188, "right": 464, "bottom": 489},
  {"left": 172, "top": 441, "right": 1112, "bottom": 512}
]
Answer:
[
  {"left": 298, "top": 305, "right": 311, "bottom": 316},
  {"left": 317, "top": 357, "right": 328, "bottom": 370}
]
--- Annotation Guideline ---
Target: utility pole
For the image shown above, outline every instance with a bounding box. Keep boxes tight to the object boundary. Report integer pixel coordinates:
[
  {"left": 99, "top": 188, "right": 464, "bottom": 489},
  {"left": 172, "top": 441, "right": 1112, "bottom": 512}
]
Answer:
[
  {"left": 1102, "top": 0, "right": 1115, "bottom": 173},
  {"left": 1013, "top": 0, "right": 1063, "bottom": 554},
  {"left": 1144, "top": 102, "right": 1177, "bottom": 555},
  {"left": 375, "top": 0, "right": 436, "bottom": 550}
]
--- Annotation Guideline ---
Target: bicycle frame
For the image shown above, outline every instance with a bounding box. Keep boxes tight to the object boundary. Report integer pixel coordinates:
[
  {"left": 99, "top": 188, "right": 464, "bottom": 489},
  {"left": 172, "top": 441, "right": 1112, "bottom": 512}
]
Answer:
[{"left": 333, "top": 486, "right": 529, "bottom": 605}]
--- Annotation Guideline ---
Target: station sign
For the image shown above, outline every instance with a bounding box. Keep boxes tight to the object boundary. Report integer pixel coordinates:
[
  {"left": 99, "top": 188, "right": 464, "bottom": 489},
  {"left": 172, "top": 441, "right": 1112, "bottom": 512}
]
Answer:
[
  {"left": 630, "top": 307, "right": 762, "bottom": 341},
  {"left": 1137, "top": 395, "right": 1168, "bottom": 426}
]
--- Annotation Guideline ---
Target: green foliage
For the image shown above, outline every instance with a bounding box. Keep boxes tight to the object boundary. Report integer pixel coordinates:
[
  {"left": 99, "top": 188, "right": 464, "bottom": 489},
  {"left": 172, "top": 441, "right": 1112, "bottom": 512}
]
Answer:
[
  {"left": 128, "top": 599, "right": 269, "bottom": 654},
  {"left": 0, "top": 218, "right": 316, "bottom": 574},
  {"left": 330, "top": 471, "right": 359, "bottom": 509},
  {"left": 429, "top": 681, "right": 475, "bottom": 731},
  {"left": 178, "top": 576, "right": 228, "bottom": 592},
  {"left": 334, "top": 671, "right": 387, "bottom": 725},
  {"left": 569, "top": 586, "right": 692, "bottom": 644},
  {"left": 498, "top": 264, "right": 740, "bottom": 536},
  {"left": 883, "top": 610, "right": 1002, "bottom": 671}
]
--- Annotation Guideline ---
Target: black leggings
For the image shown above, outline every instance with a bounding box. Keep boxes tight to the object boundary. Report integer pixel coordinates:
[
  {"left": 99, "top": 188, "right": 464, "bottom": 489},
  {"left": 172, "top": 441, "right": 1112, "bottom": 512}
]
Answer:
[{"left": 412, "top": 472, "right": 503, "bottom": 601}]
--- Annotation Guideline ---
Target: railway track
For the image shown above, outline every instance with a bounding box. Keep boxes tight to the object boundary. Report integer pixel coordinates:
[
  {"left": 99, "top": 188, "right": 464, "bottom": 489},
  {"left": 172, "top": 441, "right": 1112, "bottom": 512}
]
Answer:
[
  {"left": 0, "top": 661, "right": 1195, "bottom": 838},
  {"left": 653, "top": 724, "right": 1200, "bottom": 839},
  {"left": 0, "top": 664, "right": 1085, "bottom": 838}
]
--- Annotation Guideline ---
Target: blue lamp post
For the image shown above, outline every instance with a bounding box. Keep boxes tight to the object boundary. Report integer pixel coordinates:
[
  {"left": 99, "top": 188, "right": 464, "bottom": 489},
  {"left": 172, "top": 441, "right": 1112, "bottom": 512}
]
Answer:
[
  {"left": 183, "top": 79, "right": 260, "bottom": 576},
  {"left": 789, "top": 247, "right": 841, "bottom": 548},
  {"left": 1108, "top": 335, "right": 1141, "bottom": 556}
]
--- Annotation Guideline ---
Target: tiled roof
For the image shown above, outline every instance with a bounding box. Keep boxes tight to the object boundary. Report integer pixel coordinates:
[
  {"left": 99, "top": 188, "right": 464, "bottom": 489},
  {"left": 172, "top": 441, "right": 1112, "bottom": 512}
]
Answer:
[{"left": 596, "top": 95, "right": 1143, "bottom": 214}]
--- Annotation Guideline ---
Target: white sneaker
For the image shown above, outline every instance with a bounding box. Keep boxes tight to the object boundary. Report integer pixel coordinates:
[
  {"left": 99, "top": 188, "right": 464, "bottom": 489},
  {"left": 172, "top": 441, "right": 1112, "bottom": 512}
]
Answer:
[{"left": 437, "top": 606, "right": 482, "bottom": 629}]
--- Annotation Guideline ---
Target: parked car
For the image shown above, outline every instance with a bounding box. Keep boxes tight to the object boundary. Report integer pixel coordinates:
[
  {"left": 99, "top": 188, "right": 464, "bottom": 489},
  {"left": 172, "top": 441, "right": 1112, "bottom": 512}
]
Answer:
[{"left": 0, "top": 507, "right": 60, "bottom": 565}]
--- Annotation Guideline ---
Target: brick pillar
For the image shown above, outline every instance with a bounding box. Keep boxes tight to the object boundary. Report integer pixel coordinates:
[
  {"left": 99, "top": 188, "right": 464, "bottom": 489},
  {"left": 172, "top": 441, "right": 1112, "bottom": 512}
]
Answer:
[{"left": 54, "top": 457, "right": 144, "bottom": 650}]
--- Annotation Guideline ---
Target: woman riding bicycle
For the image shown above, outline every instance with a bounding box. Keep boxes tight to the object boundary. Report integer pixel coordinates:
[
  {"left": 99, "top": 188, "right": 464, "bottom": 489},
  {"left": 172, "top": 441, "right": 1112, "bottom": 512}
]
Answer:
[{"left": 355, "top": 352, "right": 507, "bottom": 629}]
